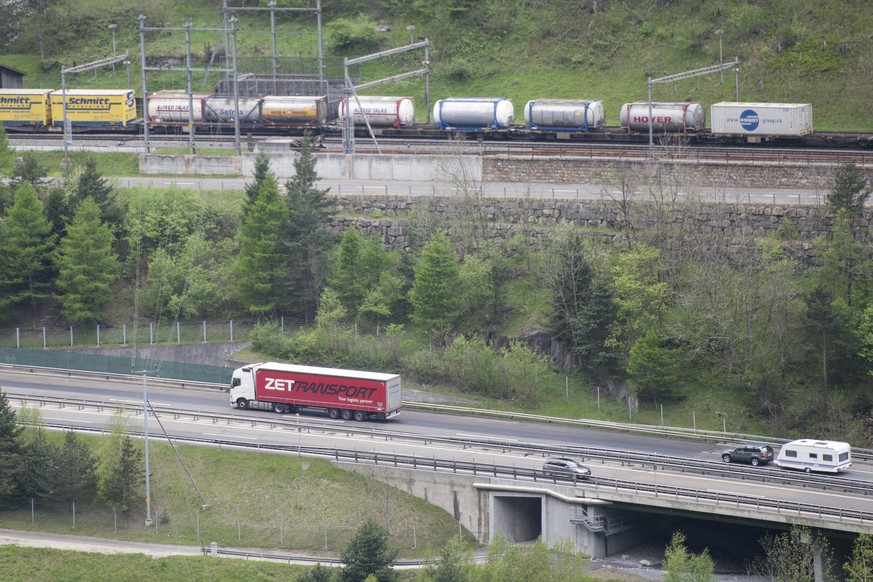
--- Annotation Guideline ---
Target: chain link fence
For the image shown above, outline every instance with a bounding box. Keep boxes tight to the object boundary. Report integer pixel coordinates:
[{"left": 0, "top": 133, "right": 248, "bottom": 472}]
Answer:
[
  {"left": 0, "top": 320, "right": 257, "bottom": 350},
  {"left": 1, "top": 496, "right": 459, "bottom": 555}
]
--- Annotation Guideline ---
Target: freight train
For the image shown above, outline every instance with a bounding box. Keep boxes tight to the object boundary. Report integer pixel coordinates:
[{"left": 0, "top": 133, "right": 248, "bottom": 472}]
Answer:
[{"left": 0, "top": 87, "right": 866, "bottom": 148}]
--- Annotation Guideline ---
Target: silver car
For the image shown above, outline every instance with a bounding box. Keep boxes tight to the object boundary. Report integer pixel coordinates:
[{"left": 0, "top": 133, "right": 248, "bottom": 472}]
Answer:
[{"left": 543, "top": 457, "right": 592, "bottom": 478}]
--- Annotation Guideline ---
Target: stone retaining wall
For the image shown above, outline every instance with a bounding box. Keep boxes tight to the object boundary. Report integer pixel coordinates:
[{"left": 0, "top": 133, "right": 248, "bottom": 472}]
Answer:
[
  {"left": 328, "top": 195, "right": 872, "bottom": 263},
  {"left": 482, "top": 155, "right": 873, "bottom": 190}
]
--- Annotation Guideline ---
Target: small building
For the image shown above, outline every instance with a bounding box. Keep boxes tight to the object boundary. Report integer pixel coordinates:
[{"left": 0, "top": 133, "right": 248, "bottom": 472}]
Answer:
[{"left": 0, "top": 64, "right": 26, "bottom": 89}]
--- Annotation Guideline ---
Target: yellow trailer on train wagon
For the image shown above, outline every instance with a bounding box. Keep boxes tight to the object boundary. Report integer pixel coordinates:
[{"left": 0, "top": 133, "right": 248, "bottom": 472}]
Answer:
[
  {"left": 50, "top": 89, "right": 136, "bottom": 127},
  {"left": 0, "top": 89, "right": 53, "bottom": 127}
]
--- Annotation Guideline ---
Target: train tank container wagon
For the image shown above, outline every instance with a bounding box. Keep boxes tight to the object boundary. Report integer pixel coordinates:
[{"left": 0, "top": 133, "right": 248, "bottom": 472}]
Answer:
[
  {"left": 710, "top": 102, "right": 812, "bottom": 139},
  {"left": 0, "top": 89, "right": 53, "bottom": 128},
  {"left": 204, "top": 97, "right": 262, "bottom": 125},
  {"left": 50, "top": 89, "right": 136, "bottom": 127},
  {"left": 146, "top": 90, "right": 212, "bottom": 125},
  {"left": 523, "top": 99, "right": 605, "bottom": 131},
  {"left": 229, "top": 362, "right": 401, "bottom": 421},
  {"left": 261, "top": 95, "right": 329, "bottom": 126},
  {"left": 338, "top": 96, "right": 415, "bottom": 128},
  {"left": 619, "top": 101, "right": 705, "bottom": 133},
  {"left": 774, "top": 439, "right": 851, "bottom": 473},
  {"left": 432, "top": 97, "right": 514, "bottom": 130}
]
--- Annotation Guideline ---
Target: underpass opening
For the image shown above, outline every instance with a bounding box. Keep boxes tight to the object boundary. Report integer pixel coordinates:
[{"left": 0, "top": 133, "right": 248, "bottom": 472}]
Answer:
[{"left": 492, "top": 494, "right": 542, "bottom": 543}]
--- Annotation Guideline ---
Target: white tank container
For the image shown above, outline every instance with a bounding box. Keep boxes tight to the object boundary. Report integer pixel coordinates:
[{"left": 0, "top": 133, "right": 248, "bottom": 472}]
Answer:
[
  {"left": 204, "top": 97, "right": 262, "bottom": 124},
  {"left": 433, "top": 98, "right": 514, "bottom": 129},
  {"left": 710, "top": 102, "right": 812, "bottom": 136},
  {"left": 338, "top": 96, "right": 415, "bottom": 127},
  {"left": 261, "top": 95, "right": 328, "bottom": 124},
  {"left": 620, "top": 102, "right": 705, "bottom": 133},
  {"left": 147, "top": 91, "right": 212, "bottom": 123},
  {"left": 523, "top": 99, "right": 605, "bottom": 130}
]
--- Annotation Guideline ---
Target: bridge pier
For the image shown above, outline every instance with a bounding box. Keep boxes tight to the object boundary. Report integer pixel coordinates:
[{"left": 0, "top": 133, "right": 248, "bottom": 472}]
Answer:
[{"left": 336, "top": 463, "right": 657, "bottom": 558}]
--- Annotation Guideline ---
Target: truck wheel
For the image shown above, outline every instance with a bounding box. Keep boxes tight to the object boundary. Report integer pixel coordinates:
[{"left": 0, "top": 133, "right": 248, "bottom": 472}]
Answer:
[
  {"left": 353, "top": 410, "right": 366, "bottom": 422},
  {"left": 328, "top": 408, "right": 340, "bottom": 419},
  {"left": 273, "top": 403, "right": 286, "bottom": 414},
  {"left": 236, "top": 398, "right": 248, "bottom": 410},
  {"left": 341, "top": 409, "right": 353, "bottom": 420}
]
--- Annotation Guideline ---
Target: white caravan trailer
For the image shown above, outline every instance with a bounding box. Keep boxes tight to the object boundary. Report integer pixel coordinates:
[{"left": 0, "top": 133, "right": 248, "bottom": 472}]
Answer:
[{"left": 775, "top": 439, "right": 852, "bottom": 473}]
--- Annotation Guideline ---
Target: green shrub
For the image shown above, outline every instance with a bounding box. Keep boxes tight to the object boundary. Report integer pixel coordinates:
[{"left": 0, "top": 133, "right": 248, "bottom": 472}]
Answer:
[{"left": 329, "top": 16, "right": 381, "bottom": 53}]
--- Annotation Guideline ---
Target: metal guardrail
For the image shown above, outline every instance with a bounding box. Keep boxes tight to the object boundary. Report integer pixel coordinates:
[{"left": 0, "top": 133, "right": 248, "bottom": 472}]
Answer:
[
  {"left": 8, "top": 391, "right": 873, "bottom": 499},
  {"left": 26, "top": 413, "right": 873, "bottom": 529}
]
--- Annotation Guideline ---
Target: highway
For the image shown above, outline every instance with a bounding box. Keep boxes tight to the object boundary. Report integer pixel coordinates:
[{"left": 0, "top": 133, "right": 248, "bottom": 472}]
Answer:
[{"left": 3, "top": 368, "right": 872, "bottom": 527}]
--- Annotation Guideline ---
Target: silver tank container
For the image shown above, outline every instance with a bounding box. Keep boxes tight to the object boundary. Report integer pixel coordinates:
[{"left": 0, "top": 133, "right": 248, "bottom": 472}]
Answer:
[{"left": 524, "top": 99, "right": 605, "bottom": 130}]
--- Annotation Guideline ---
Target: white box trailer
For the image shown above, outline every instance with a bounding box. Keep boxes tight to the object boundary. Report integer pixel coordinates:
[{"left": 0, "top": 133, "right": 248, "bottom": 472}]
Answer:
[
  {"left": 775, "top": 439, "right": 852, "bottom": 473},
  {"left": 710, "top": 102, "right": 812, "bottom": 137}
]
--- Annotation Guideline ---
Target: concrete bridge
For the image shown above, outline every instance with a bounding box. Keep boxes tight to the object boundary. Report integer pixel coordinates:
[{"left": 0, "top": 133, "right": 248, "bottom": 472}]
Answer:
[{"left": 340, "top": 463, "right": 870, "bottom": 558}]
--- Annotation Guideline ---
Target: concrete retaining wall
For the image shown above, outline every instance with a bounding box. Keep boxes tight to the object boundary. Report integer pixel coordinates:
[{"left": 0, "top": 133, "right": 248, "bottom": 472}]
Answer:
[
  {"left": 140, "top": 152, "right": 482, "bottom": 182},
  {"left": 139, "top": 150, "right": 873, "bottom": 193},
  {"left": 139, "top": 155, "right": 242, "bottom": 176}
]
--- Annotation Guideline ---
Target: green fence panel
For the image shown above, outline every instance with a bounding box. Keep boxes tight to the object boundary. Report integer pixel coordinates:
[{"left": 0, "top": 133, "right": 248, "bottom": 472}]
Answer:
[{"left": 0, "top": 348, "right": 233, "bottom": 385}]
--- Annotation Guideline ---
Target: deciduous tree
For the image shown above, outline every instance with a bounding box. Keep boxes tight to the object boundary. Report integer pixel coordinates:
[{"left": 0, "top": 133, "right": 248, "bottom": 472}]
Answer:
[
  {"left": 627, "top": 329, "right": 682, "bottom": 405},
  {"left": 663, "top": 531, "right": 714, "bottom": 582},
  {"left": 749, "top": 525, "right": 837, "bottom": 582},
  {"left": 845, "top": 533, "right": 873, "bottom": 582}
]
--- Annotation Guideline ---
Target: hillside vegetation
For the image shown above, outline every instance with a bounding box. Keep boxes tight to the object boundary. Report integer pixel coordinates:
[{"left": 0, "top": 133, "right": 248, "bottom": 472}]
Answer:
[
  {"left": 1, "top": 0, "right": 872, "bottom": 130},
  {"left": 0, "top": 2, "right": 872, "bottom": 444}
]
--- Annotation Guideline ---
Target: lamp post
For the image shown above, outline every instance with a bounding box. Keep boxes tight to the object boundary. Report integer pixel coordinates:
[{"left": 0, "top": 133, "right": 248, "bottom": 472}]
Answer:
[
  {"left": 109, "top": 23, "right": 118, "bottom": 74},
  {"left": 124, "top": 60, "right": 131, "bottom": 90},
  {"left": 715, "top": 29, "right": 724, "bottom": 83}
]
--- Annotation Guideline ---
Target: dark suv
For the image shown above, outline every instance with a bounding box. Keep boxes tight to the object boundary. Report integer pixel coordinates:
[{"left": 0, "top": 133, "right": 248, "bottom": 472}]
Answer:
[
  {"left": 721, "top": 444, "right": 774, "bottom": 466},
  {"left": 543, "top": 457, "right": 592, "bottom": 478}
]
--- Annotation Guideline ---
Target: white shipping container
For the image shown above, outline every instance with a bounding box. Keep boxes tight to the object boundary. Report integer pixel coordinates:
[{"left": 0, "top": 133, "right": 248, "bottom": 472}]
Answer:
[{"left": 710, "top": 102, "right": 812, "bottom": 136}]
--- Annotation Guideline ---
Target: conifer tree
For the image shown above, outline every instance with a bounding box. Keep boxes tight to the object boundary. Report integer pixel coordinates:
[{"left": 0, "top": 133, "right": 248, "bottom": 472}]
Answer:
[
  {"left": 20, "top": 427, "right": 59, "bottom": 499},
  {"left": 55, "top": 430, "right": 98, "bottom": 504},
  {"left": 283, "top": 133, "right": 335, "bottom": 320},
  {"left": 0, "top": 389, "right": 24, "bottom": 507},
  {"left": 98, "top": 433, "right": 144, "bottom": 513},
  {"left": 73, "top": 157, "right": 119, "bottom": 226},
  {"left": 55, "top": 197, "right": 119, "bottom": 322},
  {"left": 0, "top": 182, "right": 55, "bottom": 313},
  {"left": 243, "top": 152, "right": 273, "bottom": 218},
  {"left": 408, "top": 231, "right": 460, "bottom": 339},
  {"left": 339, "top": 518, "right": 399, "bottom": 582},
  {"left": 330, "top": 226, "right": 365, "bottom": 318},
  {"left": 828, "top": 161, "right": 871, "bottom": 215},
  {"left": 236, "top": 173, "right": 289, "bottom": 316}
]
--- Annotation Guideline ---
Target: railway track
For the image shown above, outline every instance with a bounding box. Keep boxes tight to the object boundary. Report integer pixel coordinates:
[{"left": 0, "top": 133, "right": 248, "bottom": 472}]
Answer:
[{"left": 9, "top": 132, "right": 873, "bottom": 167}]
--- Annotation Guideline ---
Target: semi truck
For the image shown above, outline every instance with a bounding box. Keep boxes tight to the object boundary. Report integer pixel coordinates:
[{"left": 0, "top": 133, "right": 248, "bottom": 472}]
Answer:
[{"left": 229, "top": 362, "right": 401, "bottom": 421}]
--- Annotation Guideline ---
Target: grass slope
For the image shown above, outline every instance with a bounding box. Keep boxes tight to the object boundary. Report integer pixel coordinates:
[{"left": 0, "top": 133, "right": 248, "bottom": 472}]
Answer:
[
  {"left": 1, "top": 432, "right": 471, "bottom": 558},
  {"left": 1, "top": 0, "right": 871, "bottom": 130}
]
